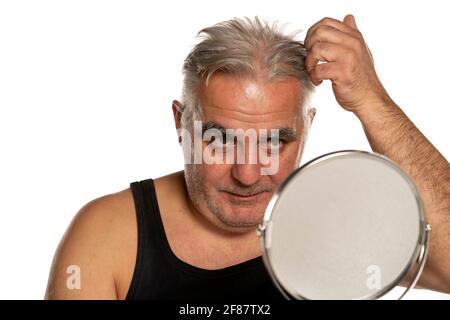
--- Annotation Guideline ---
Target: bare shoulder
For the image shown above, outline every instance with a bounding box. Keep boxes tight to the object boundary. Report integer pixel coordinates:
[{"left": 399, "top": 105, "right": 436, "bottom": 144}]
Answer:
[{"left": 45, "top": 187, "right": 137, "bottom": 300}]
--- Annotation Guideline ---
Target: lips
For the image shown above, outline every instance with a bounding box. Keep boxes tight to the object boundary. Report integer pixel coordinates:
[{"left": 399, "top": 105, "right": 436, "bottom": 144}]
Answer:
[{"left": 226, "top": 191, "right": 264, "bottom": 200}]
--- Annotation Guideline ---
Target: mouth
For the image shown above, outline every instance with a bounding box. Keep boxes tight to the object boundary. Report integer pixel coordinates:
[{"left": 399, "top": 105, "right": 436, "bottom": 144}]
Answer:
[{"left": 225, "top": 191, "right": 266, "bottom": 201}]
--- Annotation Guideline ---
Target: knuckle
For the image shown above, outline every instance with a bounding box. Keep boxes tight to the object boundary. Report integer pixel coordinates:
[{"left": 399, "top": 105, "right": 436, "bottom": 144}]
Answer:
[
  {"left": 310, "top": 42, "right": 320, "bottom": 55},
  {"left": 305, "top": 58, "right": 315, "bottom": 71},
  {"left": 315, "top": 25, "right": 327, "bottom": 36},
  {"left": 312, "top": 65, "right": 322, "bottom": 77},
  {"left": 349, "top": 37, "right": 361, "bottom": 49},
  {"left": 310, "top": 68, "right": 317, "bottom": 80},
  {"left": 315, "top": 41, "right": 326, "bottom": 52},
  {"left": 321, "top": 17, "right": 332, "bottom": 24},
  {"left": 354, "top": 30, "right": 363, "bottom": 39},
  {"left": 308, "top": 70, "right": 317, "bottom": 82}
]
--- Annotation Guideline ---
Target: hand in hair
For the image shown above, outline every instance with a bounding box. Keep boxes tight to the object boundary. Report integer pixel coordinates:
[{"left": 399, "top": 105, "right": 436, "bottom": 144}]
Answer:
[{"left": 304, "top": 14, "right": 391, "bottom": 116}]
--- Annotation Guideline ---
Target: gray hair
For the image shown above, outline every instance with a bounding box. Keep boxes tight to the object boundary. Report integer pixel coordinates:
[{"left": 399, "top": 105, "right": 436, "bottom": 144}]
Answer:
[{"left": 179, "top": 16, "right": 315, "bottom": 132}]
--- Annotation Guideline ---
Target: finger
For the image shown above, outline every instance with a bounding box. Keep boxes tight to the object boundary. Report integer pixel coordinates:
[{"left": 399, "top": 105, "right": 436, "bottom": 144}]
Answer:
[
  {"left": 305, "top": 41, "right": 351, "bottom": 72},
  {"left": 305, "top": 25, "right": 360, "bottom": 51},
  {"left": 343, "top": 14, "right": 358, "bottom": 30},
  {"left": 309, "top": 62, "right": 340, "bottom": 85},
  {"left": 305, "top": 17, "right": 359, "bottom": 45}
]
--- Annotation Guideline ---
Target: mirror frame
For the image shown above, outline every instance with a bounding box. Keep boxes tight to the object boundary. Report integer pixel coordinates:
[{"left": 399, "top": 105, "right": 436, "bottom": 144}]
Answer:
[{"left": 258, "top": 150, "right": 431, "bottom": 300}]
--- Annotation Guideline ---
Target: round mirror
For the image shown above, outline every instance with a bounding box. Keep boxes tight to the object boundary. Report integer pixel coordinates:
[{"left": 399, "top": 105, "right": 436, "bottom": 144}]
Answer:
[{"left": 259, "top": 150, "right": 430, "bottom": 300}]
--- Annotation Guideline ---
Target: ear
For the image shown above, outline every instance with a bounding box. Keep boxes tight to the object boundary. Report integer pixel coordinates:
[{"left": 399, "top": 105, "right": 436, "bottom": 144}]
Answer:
[
  {"left": 172, "top": 100, "right": 183, "bottom": 130},
  {"left": 308, "top": 107, "right": 317, "bottom": 127}
]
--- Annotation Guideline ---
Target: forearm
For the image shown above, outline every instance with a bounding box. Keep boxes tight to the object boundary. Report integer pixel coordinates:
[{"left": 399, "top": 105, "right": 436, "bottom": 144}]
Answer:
[{"left": 355, "top": 100, "right": 450, "bottom": 293}]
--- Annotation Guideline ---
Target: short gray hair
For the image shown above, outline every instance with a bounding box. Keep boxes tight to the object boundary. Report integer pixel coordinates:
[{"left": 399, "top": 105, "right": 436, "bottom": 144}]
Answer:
[{"left": 180, "top": 16, "right": 315, "bottom": 130}]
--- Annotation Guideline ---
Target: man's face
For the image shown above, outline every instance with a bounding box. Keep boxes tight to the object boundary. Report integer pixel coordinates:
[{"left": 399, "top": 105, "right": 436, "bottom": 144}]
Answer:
[{"left": 181, "top": 73, "right": 312, "bottom": 233}]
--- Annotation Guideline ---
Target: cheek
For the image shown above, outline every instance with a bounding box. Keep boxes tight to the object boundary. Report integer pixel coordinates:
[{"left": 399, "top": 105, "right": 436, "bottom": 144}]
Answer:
[
  {"left": 271, "top": 165, "right": 294, "bottom": 185},
  {"left": 272, "top": 143, "right": 301, "bottom": 181},
  {"left": 199, "top": 164, "right": 231, "bottom": 187}
]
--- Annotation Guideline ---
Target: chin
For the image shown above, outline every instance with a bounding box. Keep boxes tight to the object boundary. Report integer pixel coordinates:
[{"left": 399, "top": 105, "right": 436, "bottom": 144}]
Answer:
[
  {"left": 230, "top": 204, "right": 265, "bottom": 220},
  {"left": 217, "top": 198, "right": 268, "bottom": 230},
  {"left": 199, "top": 189, "right": 273, "bottom": 233}
]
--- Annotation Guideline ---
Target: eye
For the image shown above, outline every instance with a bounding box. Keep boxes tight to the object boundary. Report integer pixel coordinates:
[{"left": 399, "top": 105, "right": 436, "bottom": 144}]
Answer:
[
  {"left": 207, "top": 132, "right": 235, "bottom": 147},
  {"left": 260, "top": 137, "right": 285, "bottom": 152},
  {"left": 223, "top": 132, "right": 235, "bottom": 145},
  {"left": 269, "top": 138, "right": 282, "bottom": 147}
]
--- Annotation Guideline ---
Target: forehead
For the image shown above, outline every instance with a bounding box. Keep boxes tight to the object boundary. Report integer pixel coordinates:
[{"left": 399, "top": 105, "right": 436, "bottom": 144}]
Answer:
[{"left": 197, "top": 73, "right": 304, "bottom": 129}]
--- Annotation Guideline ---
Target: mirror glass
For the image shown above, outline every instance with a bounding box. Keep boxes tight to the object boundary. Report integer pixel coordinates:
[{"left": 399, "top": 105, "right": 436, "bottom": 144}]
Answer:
[{"left": 260, "top": 151, "right": 429, "bottom": 300}]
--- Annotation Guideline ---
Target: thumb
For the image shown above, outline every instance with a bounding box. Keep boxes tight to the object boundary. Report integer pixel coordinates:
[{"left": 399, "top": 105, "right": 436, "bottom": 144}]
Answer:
[{"left": 343, "top": 14, "right": 358, "bottom": 30}]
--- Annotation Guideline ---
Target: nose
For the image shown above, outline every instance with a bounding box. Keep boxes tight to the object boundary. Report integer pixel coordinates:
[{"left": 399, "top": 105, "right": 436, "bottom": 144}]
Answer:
[{"left": 231, "top": 163, "right": 261, "bottom": 186}]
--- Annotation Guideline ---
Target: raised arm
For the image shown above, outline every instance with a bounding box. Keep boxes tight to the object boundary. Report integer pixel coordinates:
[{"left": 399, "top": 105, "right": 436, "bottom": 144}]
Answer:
[{"left": 304, "top": 15, "right": 450, "bottom": 293}]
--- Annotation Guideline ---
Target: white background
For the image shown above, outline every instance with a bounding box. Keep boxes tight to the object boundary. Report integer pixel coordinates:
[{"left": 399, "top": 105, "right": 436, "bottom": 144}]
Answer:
[{"left": 0, "top": 0, "right": 448, "bottom": 299}]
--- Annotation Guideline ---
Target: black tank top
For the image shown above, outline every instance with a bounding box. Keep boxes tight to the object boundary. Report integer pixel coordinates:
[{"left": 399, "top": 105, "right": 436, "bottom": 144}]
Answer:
[{"left": 126, "top": 178, "right": 285, "bottom": 300}]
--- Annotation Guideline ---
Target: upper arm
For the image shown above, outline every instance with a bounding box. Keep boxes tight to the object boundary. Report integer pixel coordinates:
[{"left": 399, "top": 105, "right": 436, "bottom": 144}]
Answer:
[{"left": 45, "top": 191, "right": 135, "bottom": 300}]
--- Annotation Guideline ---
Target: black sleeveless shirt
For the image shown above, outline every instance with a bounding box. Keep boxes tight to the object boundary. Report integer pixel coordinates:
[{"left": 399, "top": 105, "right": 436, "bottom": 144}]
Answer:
[{"left": 125, "top": 178, "right": 285, "bottom": 300}]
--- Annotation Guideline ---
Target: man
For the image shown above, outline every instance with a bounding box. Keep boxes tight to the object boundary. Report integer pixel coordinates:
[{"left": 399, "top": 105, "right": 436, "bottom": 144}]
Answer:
[{"left": 45, "top": 15, "right": 450, "bottom": 299}]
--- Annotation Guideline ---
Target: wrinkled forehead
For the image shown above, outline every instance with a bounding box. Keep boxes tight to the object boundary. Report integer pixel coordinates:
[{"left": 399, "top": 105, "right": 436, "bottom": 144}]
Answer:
[{"left": 197, "top": 73, "right": 305, "bottom": 130}]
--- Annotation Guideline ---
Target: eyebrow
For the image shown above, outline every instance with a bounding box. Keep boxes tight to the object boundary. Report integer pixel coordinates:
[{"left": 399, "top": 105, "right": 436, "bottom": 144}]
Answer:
[
  {"left": 202, "top": 122, "right": 227, "bottom": 135},
  {"left": 201, "top": 121, "right": 297, "bottom": 140},
  {"left": 277, "top": 127, "right": 297, "bottom": 141}
]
